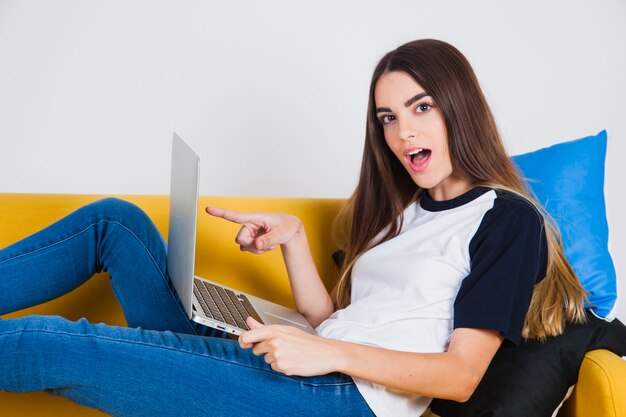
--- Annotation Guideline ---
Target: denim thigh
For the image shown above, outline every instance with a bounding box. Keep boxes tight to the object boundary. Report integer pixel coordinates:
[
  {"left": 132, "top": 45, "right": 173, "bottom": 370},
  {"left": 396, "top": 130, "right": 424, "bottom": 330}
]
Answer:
[{"left": 0, "top": 315, "right": 374, "bottom": 417}]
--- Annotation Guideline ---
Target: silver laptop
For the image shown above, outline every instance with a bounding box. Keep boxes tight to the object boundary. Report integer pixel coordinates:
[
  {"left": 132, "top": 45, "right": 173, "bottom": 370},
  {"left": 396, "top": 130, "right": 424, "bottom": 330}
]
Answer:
[{"left": 166, "top": 133, "right": 316, "bottom": 336}]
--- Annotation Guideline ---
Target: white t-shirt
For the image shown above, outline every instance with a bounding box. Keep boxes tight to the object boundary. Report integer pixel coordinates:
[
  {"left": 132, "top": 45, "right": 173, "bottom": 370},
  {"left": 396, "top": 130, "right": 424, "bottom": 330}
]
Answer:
[{"left": 316, "top": 187, "right": 547, "bottom": 417}]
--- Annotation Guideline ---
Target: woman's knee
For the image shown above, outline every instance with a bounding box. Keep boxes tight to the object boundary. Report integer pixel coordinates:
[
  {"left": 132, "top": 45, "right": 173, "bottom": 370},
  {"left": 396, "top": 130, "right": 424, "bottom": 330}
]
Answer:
[
  {"left": 83, "top": 198, "right": 153, "bottom": 228},
  {"left": 88, "top": 197, "right": 143, "bottom": 217},
  {"left": 76, "top": 198, "right": 164, "bottom": 247}
]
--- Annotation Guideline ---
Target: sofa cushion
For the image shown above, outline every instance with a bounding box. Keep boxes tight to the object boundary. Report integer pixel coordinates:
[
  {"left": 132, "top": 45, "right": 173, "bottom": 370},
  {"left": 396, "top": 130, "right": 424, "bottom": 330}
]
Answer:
[
  {"left": 511, "top": 130, "right": 616, "bottom": 318},
  {"left": 430, "top": 312, "right": 626, "bottom": 417}
]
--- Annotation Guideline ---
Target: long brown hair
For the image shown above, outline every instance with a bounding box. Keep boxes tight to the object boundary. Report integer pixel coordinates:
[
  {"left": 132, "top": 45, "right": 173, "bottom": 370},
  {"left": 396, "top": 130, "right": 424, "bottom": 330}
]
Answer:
[{"left": 333, "top": 39, "right": 586, "bottom": 340}]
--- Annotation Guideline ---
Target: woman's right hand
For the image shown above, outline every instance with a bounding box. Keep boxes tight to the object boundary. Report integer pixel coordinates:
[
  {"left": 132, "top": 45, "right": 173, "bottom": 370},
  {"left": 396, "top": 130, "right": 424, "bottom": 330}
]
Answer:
[
  {"left": 208, "top": 206, "right": 334, "bottom": 326},
  {"left": 205, "top": 207, "right": 304, "bottom": 254}
]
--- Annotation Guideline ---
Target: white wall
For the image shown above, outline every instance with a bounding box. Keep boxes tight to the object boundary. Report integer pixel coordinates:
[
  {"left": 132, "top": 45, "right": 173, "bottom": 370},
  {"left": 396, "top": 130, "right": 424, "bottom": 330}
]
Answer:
[{"left": 1, "top": 0, "right": 625, "bottom": 320}]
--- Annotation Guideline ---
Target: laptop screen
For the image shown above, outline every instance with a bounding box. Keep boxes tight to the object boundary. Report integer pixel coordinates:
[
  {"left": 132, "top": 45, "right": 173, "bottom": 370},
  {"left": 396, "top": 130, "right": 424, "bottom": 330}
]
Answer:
[{"left": 166, "top": 133, "right": 200, "bottom": 318}]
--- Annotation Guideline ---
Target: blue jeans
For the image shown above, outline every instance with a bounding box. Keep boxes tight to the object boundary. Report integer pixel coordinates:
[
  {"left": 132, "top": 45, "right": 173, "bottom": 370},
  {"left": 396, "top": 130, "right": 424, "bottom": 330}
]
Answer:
[{"left": 0, "top": 198, "right": 374, "bottom": 417}]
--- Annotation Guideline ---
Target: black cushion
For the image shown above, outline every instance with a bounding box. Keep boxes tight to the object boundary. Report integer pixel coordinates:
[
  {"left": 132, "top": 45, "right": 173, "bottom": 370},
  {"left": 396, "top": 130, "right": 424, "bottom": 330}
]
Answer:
[{"left": 430, "top": 311, "right": 626, "bottom": 417}]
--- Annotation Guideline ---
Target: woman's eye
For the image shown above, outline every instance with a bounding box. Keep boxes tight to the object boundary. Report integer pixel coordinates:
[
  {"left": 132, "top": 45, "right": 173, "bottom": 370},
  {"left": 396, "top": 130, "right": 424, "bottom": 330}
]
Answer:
[
  {"left": 416, "top": 103, "right": 432, "bottom": 113},
  {"left": 379, "top": 115, "right": 394, "bottom": 124}
]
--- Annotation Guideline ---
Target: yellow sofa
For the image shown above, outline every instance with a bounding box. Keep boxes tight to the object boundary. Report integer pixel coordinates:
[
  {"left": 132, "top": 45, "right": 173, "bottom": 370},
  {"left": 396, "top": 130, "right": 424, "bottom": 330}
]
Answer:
[{"left": 1, "top": 194, "right": 625, "bottom": 417}]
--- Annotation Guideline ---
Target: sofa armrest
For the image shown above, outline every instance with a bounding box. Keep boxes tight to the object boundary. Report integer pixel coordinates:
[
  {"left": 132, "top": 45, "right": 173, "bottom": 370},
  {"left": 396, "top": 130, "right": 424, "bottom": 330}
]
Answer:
[{"left": 559, "top": 349, "right": 626, "bottom": 417}]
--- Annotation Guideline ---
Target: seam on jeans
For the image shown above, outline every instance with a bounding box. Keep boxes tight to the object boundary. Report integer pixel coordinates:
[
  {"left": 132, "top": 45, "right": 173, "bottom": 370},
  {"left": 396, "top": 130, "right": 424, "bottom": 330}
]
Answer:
[
  {"left": 0, "top": 328, "right": 354, "bottom": 387},
  {"left": 0, "top": 218, "right": 197, "bottom": 335},
  {"left": 47, "top": 386, "right": 102, "bottom": 410},
  {"left": 0, "top": 219, "right": 135, "bottom": 266},
  {"left": 102, "top": 220, "right": 197, "bottom": 335},
  {"left": 0, "top": 222, "right": 106, "bottom": 265}
]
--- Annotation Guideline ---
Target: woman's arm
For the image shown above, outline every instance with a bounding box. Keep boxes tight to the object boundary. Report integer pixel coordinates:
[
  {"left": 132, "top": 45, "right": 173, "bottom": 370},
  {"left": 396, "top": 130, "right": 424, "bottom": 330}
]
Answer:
[
  {"left": 205, "top": 207, "right": 335, "bottom": 327},
  {"left": 279, "top": 223, "right": 335, "bottom": 327},
  {"left": 241, "top": 319, "right": 503, "bottom": 402},
  {"left": 334, "top": 327, "right": 503, "bottom": 402}
]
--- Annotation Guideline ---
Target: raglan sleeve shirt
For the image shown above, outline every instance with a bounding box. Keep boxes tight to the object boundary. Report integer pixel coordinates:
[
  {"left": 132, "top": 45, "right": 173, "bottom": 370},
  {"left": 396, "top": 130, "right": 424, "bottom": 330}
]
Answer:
[
  {"left": 319, "top": 188, "right": 550, "bottom": 417},
  {"left": 453, "top": 192, "right": 548, "bottom": 345}
]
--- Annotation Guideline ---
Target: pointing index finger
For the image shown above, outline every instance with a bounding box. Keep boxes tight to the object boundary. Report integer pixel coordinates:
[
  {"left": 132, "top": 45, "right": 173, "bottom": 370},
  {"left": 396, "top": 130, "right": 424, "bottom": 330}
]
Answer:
[{"left": 205, "top": 206, "right": 253, "bottom": 225}]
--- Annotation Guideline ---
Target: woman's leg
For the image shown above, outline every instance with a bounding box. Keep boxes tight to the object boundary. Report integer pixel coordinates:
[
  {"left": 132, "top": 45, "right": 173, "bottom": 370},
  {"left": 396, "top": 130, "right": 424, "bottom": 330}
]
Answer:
[
  {"left": 0, "top": 315, "right": 374, "bottom": 417},
  {"left": 0, "top": 198, "right": 212, "bottom": 335}
]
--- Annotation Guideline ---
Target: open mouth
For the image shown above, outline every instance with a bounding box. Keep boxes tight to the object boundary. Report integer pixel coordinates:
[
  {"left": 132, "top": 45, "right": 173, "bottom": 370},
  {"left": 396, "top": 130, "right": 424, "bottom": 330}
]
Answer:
[
  {"left": 404, "top": 148, "right": 432, "bottom": 172},
  {"left": 407, "top": 148, "right": 432, "bottom": 165}
]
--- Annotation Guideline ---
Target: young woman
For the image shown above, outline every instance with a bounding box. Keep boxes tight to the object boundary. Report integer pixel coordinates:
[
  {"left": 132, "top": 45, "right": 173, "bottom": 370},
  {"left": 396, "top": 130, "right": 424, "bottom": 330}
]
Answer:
[{"left": 0, "top": 39, "right": 586, "bottom": 416}]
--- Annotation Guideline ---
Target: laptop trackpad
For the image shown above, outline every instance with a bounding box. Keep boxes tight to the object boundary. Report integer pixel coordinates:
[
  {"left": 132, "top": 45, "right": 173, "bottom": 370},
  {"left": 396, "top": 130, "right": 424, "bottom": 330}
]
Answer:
[
  {"left": 263, "top": 311, "right": 306, "bottom": 328},
  {"left": 262, "top": 311, "right": 309, "bottom": 329},
  {"left": 248, "top": 296, "right": 315, "bottom": 333}
]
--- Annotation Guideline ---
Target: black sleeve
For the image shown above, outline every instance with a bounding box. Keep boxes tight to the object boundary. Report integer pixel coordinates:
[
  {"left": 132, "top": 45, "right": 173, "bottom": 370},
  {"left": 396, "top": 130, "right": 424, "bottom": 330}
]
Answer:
[{"left": 453, "top": 192, "right": 548, "bottom": 345}]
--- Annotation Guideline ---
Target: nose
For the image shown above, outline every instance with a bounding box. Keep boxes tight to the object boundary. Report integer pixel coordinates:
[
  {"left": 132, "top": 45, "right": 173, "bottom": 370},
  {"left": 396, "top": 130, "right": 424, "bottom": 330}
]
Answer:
[{"left": 397, "top": 116, "right": 416, "bottom": 142}]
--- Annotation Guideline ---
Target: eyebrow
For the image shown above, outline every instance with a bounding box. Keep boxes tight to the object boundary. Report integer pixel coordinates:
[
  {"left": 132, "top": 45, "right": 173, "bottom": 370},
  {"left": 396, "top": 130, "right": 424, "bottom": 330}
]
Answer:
[{"left": 375, "top": 92, "right": 430, "bottom": 113}]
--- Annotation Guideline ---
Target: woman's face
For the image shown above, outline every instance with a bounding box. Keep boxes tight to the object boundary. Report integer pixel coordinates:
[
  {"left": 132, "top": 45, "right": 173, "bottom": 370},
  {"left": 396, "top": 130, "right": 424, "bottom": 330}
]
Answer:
[{"left": 374, "top": 71, "right": 472, "bottom": 201}]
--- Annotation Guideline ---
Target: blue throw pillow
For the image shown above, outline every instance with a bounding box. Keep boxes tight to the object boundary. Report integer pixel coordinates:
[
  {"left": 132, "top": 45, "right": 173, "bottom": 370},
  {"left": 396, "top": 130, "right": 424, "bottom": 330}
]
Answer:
[{"left": 512, "top": 130, "right": 616, "bottom": 318}]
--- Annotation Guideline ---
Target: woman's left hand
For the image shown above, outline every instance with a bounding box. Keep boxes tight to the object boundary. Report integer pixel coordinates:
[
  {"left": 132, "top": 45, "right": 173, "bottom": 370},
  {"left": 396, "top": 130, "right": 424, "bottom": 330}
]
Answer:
[{"left": 239, "top": 317, "right": 340, "bottom": 376}]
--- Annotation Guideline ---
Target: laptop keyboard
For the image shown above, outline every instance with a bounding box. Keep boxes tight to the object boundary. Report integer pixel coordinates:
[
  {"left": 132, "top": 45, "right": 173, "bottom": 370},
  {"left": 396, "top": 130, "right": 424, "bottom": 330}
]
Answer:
[{"left": 193, "top": 279, "right": 264, "bottom": 330}]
